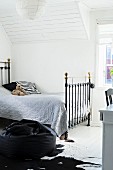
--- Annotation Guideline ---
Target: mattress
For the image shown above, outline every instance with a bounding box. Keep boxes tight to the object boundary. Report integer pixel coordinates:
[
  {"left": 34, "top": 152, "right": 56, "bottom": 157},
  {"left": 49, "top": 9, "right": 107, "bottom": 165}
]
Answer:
[{"left": 0, "top": 87, "right": 67, "bottom": 137}]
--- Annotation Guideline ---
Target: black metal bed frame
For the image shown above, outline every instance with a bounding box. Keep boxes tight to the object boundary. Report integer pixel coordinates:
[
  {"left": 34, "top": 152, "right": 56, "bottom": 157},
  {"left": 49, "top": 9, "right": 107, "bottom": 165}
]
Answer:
[
  {"left": 65, "top": 72, "right": 93, "bottom": 128},
  {"left": 0, "top": 59, "right": 94, "bottom": 139},
  {"left": 0, "top": 58, "right": 10, "bottom": 85}
]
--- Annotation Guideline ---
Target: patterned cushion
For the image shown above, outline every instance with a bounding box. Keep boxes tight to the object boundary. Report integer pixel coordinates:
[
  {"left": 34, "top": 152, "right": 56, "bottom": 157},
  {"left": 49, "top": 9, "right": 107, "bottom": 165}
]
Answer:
[{"left": 16, "top": 81, "right": 41, "bottom": 94}]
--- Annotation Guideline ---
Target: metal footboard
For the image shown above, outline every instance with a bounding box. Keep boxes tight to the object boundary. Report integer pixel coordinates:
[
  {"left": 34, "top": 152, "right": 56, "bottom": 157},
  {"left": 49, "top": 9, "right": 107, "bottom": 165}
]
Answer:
[{"left": 65, "top": 72, "right": 94, "bottom": 128}]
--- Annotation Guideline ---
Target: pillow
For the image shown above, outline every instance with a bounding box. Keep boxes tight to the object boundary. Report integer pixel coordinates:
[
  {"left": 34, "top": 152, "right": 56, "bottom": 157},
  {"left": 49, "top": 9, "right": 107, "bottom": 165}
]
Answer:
[
  {"left": 16, "top": 81, "right": 41, "bottom": 94},
  {"left": 2, "top": 82, "right": 17, "bottom": 92}
]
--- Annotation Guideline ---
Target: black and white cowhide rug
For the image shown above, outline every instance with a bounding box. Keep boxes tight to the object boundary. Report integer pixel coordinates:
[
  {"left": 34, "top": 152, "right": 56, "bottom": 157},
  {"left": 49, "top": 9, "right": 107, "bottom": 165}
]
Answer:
[{"left": 0, "top": 138, "right": 102, "bottom": 170}]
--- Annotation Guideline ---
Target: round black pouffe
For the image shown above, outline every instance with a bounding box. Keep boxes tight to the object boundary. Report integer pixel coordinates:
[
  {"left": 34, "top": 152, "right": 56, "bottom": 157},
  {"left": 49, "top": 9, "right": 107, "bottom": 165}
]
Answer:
[{"left": 0, "top": 119, "right": 56, "bottom": 159}]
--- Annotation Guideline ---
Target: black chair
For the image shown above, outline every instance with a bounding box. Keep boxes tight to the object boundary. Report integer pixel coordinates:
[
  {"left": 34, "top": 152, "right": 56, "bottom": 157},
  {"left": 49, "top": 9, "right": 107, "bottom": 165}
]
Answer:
[{"left": 105, "top": 88, "right": 113, "bottom": 106}]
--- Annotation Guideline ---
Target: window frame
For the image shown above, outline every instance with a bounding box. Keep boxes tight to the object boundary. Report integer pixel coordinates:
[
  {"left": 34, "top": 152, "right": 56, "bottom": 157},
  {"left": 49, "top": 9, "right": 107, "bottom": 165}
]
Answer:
[{"left": 96, "top": 23, "right": 113, "bottom": 87}]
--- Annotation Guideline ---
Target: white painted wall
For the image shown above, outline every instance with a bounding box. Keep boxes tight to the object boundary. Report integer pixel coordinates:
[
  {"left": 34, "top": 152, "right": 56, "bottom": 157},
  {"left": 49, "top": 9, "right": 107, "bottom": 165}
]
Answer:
[
  {"left": 0, "top": 25, "right": 12, "bottom": 60},
  {"left": 0, "top": 25, "right": 12, "bottom": 84},
  {"left": 12, "top": 39, "right": 95, "bottom": 93}
]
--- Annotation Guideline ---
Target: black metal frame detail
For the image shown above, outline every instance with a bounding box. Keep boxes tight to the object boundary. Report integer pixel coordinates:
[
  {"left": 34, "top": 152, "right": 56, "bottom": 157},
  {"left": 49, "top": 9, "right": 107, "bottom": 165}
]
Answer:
[
  {"left": 0, "top": 58, "right": 10, "bottom": 85},
  {"left": 65, "top": 72, "right": 93, "bottom": 128}
]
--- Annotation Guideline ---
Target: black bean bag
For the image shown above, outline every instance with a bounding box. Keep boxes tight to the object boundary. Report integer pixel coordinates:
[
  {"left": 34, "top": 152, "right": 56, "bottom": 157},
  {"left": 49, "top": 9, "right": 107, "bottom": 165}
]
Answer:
[{"left": 0, "top": 119, "right": 56, "bottom": 159}]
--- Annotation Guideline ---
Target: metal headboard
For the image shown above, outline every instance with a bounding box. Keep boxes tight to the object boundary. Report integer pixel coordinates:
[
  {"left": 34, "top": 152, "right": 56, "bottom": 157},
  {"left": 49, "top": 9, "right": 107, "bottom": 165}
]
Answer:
[{"left": 0, "top": 58, "right": 10, "bottom": 85}]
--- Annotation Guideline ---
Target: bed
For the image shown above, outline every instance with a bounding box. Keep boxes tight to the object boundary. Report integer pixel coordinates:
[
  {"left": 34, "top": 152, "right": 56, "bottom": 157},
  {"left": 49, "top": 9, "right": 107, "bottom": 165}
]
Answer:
[
  {"left": 0, "top": 90, "right": 67, "bottom": 137},
  {"left": 0, "top": 59, "right": 94, "bottom": 139},
  {"left": 0, "top": 59, "right": 67, "bottom": 138}
]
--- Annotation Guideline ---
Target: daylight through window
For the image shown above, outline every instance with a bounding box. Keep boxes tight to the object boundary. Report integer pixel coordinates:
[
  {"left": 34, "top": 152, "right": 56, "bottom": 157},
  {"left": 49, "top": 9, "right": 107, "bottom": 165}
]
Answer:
[{"left": 98, "top": 24, "right": 113, "bottom": 86}]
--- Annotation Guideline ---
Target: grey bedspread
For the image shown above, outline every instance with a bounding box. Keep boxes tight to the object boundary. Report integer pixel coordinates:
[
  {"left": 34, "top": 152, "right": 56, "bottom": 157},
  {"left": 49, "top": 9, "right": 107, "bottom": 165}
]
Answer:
[{"left": 0, "top": 94, "right": 67, "bottom": 137}]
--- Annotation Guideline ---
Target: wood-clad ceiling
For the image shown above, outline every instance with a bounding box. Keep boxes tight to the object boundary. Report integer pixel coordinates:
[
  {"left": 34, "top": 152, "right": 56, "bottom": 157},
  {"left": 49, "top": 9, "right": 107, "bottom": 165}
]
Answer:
[
  {"left": 0, "top": 1, "right": 87, "bottom": 43},
  {"left": 0, "top": 0, "right": 113, "bottom": 44}
]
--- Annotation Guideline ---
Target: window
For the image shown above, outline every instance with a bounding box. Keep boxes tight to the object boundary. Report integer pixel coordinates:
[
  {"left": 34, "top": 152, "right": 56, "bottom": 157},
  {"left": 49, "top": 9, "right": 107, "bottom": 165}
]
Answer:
[{"left": 98, "top": 24, "right": 113, "bottom": 86}]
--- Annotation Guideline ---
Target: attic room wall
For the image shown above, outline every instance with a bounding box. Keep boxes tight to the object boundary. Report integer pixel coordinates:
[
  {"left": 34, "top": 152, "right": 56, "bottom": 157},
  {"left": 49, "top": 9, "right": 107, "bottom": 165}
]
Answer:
[
  {"left": 11, "top": 3, "right": 94, "bottom": 93},
  {"left": 12, "top": 39, "right": 95, "bottom": 93},
  {"left": 0, "top": 25, "right": 12, "bottom": 60},
  {"left": 11, "top": 9, "right": 94, "bottom": 93}
]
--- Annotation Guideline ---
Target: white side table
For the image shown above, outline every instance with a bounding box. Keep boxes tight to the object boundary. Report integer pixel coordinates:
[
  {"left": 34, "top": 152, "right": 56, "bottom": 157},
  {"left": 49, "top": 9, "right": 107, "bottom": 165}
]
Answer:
[{"left": 99, "top": 104, "right": 113, "bottom": 170}]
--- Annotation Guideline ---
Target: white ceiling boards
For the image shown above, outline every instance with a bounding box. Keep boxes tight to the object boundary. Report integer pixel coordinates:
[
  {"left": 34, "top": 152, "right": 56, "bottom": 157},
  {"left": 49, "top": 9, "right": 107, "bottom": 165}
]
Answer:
[{"left": 0, "top": 0, "right": 113, "bottom": 43}]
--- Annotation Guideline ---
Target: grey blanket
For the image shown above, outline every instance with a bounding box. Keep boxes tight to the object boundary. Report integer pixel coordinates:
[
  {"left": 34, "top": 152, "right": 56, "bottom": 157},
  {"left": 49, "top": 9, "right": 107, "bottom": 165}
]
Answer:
[{"left": 0, "top": 94, "right": 67, "bottom": 137}]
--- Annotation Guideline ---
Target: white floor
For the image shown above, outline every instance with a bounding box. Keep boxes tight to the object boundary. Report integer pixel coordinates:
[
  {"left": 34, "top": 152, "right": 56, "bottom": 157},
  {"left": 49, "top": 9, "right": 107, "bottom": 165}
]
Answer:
[{"left": 56, "top": 123, "right": 102, "bottom": 170}]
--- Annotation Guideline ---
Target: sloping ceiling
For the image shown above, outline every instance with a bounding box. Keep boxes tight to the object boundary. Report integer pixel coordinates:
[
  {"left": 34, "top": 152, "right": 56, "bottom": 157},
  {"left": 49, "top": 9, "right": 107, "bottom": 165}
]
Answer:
[
  {"left": 0, "top": 0, "right": 113, "bottom": 44},
  {"left": 0, "top": 0, "right": 90, "bottom": 43},
  {"left": 80, "top": 0, "right": 113, "bottom": 10}
]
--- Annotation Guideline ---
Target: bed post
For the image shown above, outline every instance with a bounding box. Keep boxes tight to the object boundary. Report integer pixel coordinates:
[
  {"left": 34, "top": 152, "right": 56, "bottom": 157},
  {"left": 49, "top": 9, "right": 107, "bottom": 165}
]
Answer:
[
  {"left": 65, "top": 72, "right": 68, "bottom": 110},
  {"left": 7, "top": 58, "right": 10, "bottom": 83},
  {"left": 64, "top": 72, "right": 68, "bottom": 140},
  {"left": 87, "top": 72, "right": 91, "bottom": 126}
]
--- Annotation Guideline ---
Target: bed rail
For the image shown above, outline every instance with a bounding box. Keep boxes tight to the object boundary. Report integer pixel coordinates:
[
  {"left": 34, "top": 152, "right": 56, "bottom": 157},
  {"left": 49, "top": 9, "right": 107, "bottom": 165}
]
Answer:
[
  {"left": 0, "top": 58, "right": 10, "bottom": 85},
  {"left": 65, "top": 72, "right": 94, "bottom": 128}
]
